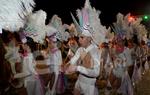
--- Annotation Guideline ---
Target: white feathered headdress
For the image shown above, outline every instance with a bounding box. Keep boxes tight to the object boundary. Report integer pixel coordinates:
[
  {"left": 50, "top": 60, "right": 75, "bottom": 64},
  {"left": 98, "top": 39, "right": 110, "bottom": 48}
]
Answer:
[
  {"left": 112, "top": 13, "right": 147, "bottom": 42},
  {"left": 71, "top": 0, "right": 109, "bottom": 45},
  {"left": 24, "top": 10, "right": 47, "bottom": 43},
  {"left": 130, "top": 16, "right": 148, "bottom": 43},
  {"left": 0, "top": 0, "right": 35, "bottom": 32},
  {"left": 49, "top": 15, "right": 70, "bottom": 42}
]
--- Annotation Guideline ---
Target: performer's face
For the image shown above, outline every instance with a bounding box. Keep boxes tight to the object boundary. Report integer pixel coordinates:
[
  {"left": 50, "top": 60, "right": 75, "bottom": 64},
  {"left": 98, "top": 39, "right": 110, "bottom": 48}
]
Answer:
[
  {"left": 68, "top": 39, "right": 78, "bottom": 48},
  {"left": 116, "top": 40, "right": 124, "bottom": 47},
  {"left": 48, "top": 40, "right": 56, "bottom": 49},
  {"left": 79, "top": 35, "right": 91, "bottom": 48},
  {"left": 22, "top": 44, "right": 30, "bottom": 53}
]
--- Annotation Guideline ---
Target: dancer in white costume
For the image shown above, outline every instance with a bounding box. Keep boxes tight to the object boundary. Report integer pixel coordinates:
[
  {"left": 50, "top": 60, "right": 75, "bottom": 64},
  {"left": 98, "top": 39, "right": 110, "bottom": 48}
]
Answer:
[
  {"left": 45, "top": 14, "right": 70, "bottom": 94},
  {"left": 66, "top": 0, "right": 110, "bottom": 94},
  {"left": 66, "top": 27, "right": 101, "bottom": 95},
  {"left": 21, "top": 37, "right": 44, "bottom": 95},
  {"left": 46, "top": 33, "right": 63, "bottom": 95}
]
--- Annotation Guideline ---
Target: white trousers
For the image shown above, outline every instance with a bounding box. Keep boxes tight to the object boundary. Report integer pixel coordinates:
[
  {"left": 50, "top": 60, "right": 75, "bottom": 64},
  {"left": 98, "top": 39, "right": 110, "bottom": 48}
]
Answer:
[{"left": 74, "top": 74, "right": 99, "bottom": 95}]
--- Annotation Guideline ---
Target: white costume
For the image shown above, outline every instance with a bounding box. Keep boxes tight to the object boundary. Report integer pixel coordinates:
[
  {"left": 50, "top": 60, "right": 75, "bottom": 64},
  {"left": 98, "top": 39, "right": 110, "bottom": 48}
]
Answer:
[
  {"left": 45, "top": 35, "right": 63, "bottom": 95},
  {"left": 22, "top": 53, "right": 44, "bottom": 95},
  {"left": 123, "top": 48, "right": 133, "bottom": 67},
  {"left": 70, "top": 0, "right": 109, "bottom": 94},
  {"left": 46, "top": 14, "right": 70, "bottom": 95},
  {"left": 113, "top": 51, "right": 127, "bottom": 78},
  {"left": 5, "top": 42, "right": 21, "bottom": 75},
  {"left": 14, "top": 51, "right": 44, "bottom": 95},
  {"left": 47, "top": 47, "right": 62, "bottom": 95},
  {"left": 70, "top": 44, "right": 100, "bottom": 95}
]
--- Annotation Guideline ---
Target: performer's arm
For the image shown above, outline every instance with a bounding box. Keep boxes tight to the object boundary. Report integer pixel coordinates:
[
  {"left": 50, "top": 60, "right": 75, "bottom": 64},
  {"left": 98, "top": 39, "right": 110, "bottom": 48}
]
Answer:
[
  {"left": 76, "top": 56, "right": 100, "bottom": 77},
  {"left": 69, "top": 48, "right": 81, "bottom": 65}
]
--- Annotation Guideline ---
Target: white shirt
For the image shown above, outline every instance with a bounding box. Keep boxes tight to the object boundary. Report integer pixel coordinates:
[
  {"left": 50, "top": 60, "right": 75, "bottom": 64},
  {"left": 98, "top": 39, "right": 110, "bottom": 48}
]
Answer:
[
  {"left": 47, "top": 49, "right": 62, "bottom": 66},
  {"left": 70, "top": 44, "right": 101, "bottom": 78},
  {"left": 22, "top": 53, "right": 37, "bottom": 75},
  {"left": 14, "top": 53, "right": 37, "bottom": 79}
]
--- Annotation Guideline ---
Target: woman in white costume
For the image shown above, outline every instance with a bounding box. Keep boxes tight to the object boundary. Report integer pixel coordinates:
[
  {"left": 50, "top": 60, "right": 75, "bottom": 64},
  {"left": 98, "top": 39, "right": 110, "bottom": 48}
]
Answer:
[
  {"left": 21, "top": 37, "right": 44, "bottom": 95},
  {"left": 46, "top": 34, "right": 63, "bottom": 95}
]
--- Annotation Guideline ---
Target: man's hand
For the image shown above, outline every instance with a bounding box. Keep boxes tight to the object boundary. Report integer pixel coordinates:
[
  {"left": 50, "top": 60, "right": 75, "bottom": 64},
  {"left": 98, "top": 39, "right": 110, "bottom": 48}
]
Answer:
[
  {"left": 65, "top": 64, "right": 77, "bottom": 74},
  {"left": 61, "top": 63, "right": 70, "bottom": 72}
]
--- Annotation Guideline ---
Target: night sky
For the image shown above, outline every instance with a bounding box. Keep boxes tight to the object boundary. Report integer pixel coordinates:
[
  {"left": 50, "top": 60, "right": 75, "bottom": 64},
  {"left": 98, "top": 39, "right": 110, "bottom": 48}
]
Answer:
[{"left": 34, "top": 0, "right": 150, "bottom": 26}]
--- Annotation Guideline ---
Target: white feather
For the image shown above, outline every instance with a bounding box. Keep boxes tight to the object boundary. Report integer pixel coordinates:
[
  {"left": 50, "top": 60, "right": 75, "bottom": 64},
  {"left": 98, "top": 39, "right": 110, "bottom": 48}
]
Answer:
[
  {"left": 46, "top": 25, "right": 57, "bottom": 37},
  {"left": 130, "top": 18, "right": 147, "bottom": 42},
  {"left": 113, "top": 13, "right": 147, "bottom": 42},
  {"left": 50, "top": 15, "right": 70, "bottom": 41},
  {"left": 24, "top": 10, "right": 47, "bottom": 43},
  {"left": 0, "top": 0, "right": 35, "bottom": 31},
  {"left": 76, "top": 0, "right": 109, "bottom": 45}
]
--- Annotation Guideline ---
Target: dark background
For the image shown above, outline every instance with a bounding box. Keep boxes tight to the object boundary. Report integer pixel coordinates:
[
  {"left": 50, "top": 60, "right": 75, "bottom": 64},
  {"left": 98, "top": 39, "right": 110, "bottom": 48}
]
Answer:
[{"left": 34, "top": 0, "right": 150, "bottom": 26}]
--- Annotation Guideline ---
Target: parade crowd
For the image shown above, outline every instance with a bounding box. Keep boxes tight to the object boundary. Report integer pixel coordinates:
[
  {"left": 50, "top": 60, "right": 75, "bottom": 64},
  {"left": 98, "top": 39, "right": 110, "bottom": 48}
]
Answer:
[{"left": 0, "top": 0, "right": 150, "bottom": 95}]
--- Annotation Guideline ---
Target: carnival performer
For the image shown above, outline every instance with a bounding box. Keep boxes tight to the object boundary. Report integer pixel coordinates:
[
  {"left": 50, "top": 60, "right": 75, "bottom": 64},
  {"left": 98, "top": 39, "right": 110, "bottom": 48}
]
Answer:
[
  {"left": 46, "top": 32, "right": 63, "bottom": 95},
  {"left": 46, "top": 14, "right": 71, "bottom": 95},
  {"left": 66, "top": 26, "right": 101, "bottom": 95},
  {"left": 65, "top": 0, "right": 110, "bottom": 94},
  {"left": 20, "top": 36, "right": 44, "bottom": 95}
]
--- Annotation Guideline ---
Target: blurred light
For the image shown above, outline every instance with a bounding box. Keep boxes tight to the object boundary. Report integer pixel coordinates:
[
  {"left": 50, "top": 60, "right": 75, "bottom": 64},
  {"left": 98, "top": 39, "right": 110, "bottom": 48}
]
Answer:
[
  {"left": 128, "top": 16, "right": 135, "bottom": 22},
  {"left": 143, "top": 15, "right": 149, "bottom": 21},
  {"left": 144, "top": 15, "right": 148, "bottom": 19}
]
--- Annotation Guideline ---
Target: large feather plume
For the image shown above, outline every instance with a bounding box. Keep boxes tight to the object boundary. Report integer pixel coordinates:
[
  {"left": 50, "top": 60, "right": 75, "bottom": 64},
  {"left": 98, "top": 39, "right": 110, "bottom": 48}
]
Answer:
[
  {"left": 0, "top": 0, "right": 35, "bottom": 32},
  {"left": 45, "top": 25, "right": 58, "bottom": 38},
  {"left": 112, "top": 13, "right": 126, "bottom": 40},
  {"left": 49, "top": 15, "right": 70, "bottom": 42},
  {"left": 112, "top": 13, "right": 147, "bottom": 42},
  {"left": 112, "top": 13, "right": 133, "bottom": 40},
  {"left": 24, "top": 10, "right": 47, "bottom": 43},
  {"left": 70, "top": 12, "right": 82, "bottom": 34},
  {"left": 130, "top": 18, "right": 148, "bottom": 42},
  {"left": 75, "top": 0, "right": 109, "bottom": 45}
]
